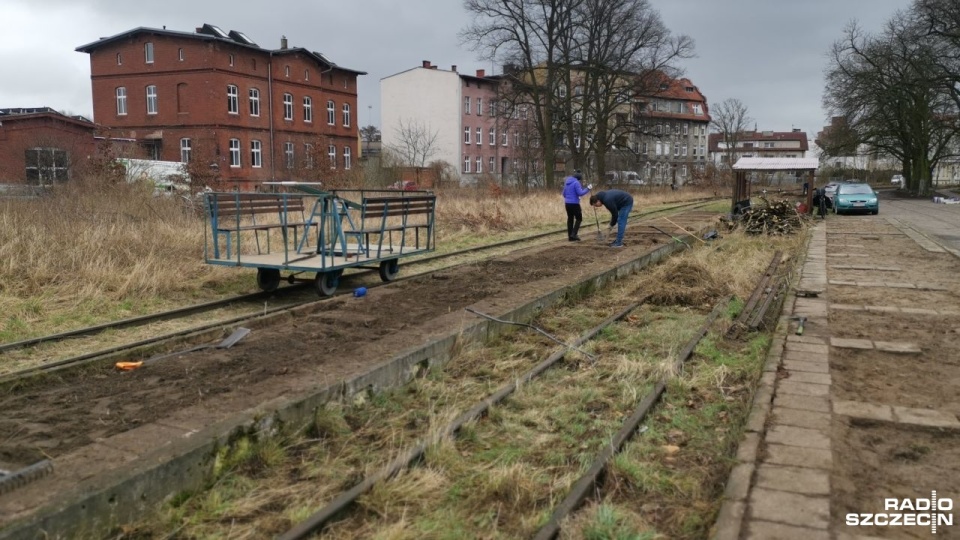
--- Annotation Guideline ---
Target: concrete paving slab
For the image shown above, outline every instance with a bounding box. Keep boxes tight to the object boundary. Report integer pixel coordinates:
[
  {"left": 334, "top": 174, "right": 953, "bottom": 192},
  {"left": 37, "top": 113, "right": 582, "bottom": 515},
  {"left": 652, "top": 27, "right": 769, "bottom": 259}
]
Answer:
[
  {"left": 778, "top": 380, "right": 830, "bottom": 397},
  {"left": 830, "top": 338, "right": 873, "bottom": 349},
  {"left": 892, "top": 406, "right": 960, "bottom": 428},
  {"left": 782, "top": 358, "right": 830, "bottom": 374},
  {"left": 787, "top": 334, "right": 828, "bottom": 346},
  {"left": 765, "top": 425, "right": 831, "bottom": 450},
  {"left": 784, "top": 371, "right": 831, "bottom": 385},
  {"left": 764, "top": 444, "right": 833, "bottom": 470},
  {"left": 832, "top": 400, "right": 894, "bottom": 422},
  {"left": 755, "top": 464, "right": 830, "bottom": 495},
  {"left": 774, "top": 394, "right": 831, "bottom": 413},
  {"left": 883, "top": 282, "right": 918, "bottom": 289},
  {"left": 773, "top": 407, "right": 831, "bottom": 430},
  {"left": 748, "top": 488, "right": 830, "bottom": 529},
  {"left": 874, "top": 341, "right": 922, "bottom": 353},
  {"left": 746, "top": 521, "right": 831, "bottom": 540},
  {"left": 785, "top": 342, "right": 830, "bottom": 354}
]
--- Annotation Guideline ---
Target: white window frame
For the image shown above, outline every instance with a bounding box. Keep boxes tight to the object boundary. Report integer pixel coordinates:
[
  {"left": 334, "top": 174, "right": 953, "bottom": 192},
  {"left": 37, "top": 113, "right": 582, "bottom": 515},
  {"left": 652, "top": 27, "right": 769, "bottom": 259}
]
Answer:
[
  {"left": 475, "top": 156, "right": 482, "bottom": 173},
  {"left": 328, "top": 145, "right": 336, "bottom": 168},
  {"left": 144, "top": 42, "right": 154, "bottom": 64},
  {"left": 146, "top": 85, "right": 158, "bottom": 115},
  {"left": 227, "top": 85, "right": 238, "bottom": 114},
  {"left": 116, "top": 87, "right": 127, "bottom": 115},
  {"left": 116, "top": 53, "right": 122, "bottom": 65},
  {"left": 249, "top": 88, "right": 260, "bottom": 117},
  {"left": 476, "top": 127, "right": 482, "bottom": 145},
  {"left": 251, "top": 140, "right": 262, "bottom": 168},
  {"left": 501, "top": 132, "right": 507, "bottom": 146},
  {"left": 229, "top": 139, "right": 241, "bottom": 167},
  {"left": 464, "top": 96, "right": 471, "bottom": 115},
  {"left": 344, "top": 146, "right": 351, "bottom": 170},
  {"left": 463, "top": 155, "right": 471, "bottom": 173},
  {"left": 180, "top": 138, "right": 191, "bottom": 163},
  {"left": 489, "top": 156, "right": 495, "bottom": 173},
  {"left": 464, "top": 127, "right": 471, "bottom": 144},
  {"left": 489, "top": 129, "right": 496, "bottom": 146},
  {"left": 303, "top": 96, "right": 313, "bottom": 122},
  {"left": 229, "top": 54, "right": 234, "bottom": 66},
  {"left": 342, "top": 103, "right": 351, "bottom": 127},
  {"left": 327, "top": 101, "right": 335, "bottom": 125},
  {"left": 178, "top": 48, "right": 184, "bottom": 61},
  {"left": 283, "top": 93, "right": 293, "bottom": 120},
  {"left": 284, "top": 142, "right": 294, "bottom": 169},
  {"left": 477, "top": 97, "right": 483, "bottom": 116}
]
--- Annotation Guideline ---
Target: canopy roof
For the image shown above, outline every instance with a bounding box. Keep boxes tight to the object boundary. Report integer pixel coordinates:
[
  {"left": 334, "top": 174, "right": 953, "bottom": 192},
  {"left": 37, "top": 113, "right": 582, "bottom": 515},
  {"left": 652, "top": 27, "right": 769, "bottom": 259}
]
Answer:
[{"left": 733, "top": 157, "right": 819, "bottom": 171}]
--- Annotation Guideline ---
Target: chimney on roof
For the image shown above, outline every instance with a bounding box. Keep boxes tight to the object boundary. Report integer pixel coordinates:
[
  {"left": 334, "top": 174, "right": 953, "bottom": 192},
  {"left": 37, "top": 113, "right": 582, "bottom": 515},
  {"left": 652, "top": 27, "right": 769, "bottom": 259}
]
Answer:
[
  {"left": 422, "top": 60, "right": 432, "bottom": 68},
  {"left": 792, "top": 128, "right": 801, "bottom": 132},
  {"left": 281, "top": 36, "right": 288, "bottom": 49},
  {"left": 476, "top": 69, "right": 485, "bottom": 78},
  {"left": 451, "top": 65, "right": 457, "bottom": 72}
]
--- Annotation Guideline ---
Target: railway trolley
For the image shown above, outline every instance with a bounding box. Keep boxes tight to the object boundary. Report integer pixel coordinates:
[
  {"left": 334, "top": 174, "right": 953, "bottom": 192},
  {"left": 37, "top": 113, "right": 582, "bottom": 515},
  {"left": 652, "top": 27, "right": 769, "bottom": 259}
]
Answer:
[{"left": 203, "top": 182, "right": 437, "bottom": 296}]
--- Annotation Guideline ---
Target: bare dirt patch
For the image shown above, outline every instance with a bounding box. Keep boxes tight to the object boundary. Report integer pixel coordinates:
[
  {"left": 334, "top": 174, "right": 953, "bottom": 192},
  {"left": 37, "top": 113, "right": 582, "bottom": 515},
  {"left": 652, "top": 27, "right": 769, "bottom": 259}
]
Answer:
[{"left": 827, "top": 217, "right": 960, "bottom": 537}]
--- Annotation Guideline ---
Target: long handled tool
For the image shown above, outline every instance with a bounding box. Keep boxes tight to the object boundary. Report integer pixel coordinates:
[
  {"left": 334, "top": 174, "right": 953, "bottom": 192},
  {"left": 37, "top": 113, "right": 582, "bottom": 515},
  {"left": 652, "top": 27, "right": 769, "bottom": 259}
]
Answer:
[{"left": 593, "top": 207, "right": 604, "bottom": 241}]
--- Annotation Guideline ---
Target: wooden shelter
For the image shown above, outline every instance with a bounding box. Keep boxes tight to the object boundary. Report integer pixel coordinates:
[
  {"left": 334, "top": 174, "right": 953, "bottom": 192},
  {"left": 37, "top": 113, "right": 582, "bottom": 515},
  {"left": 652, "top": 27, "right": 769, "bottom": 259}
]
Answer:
[{"left": 731, "top": 157, "right": 819, "bottom": 215}]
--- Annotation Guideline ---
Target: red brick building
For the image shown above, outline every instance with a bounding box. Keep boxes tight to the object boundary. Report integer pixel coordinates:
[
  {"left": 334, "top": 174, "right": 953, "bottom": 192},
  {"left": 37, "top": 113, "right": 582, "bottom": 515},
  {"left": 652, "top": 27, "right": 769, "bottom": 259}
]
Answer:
[
  {"left": 0, "top": 108, "right": 98, "bottom": 184},
  {"left": 77, "top": 23, "right": 366, "bottom": 189}
]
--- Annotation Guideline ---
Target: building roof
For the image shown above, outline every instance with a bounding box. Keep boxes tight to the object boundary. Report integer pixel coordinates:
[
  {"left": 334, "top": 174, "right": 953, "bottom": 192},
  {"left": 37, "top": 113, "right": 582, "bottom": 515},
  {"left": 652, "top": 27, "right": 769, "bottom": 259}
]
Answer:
[
  {"left": 636, "top": 72, "right": 710, "bottom": 122},
  {"left": 708, "top": 130, "right": 809, "bottom": 152},
  {"left": 733, "top": 157, "right": 819, "bottom": 170},
  {"left": 75, "top": 24, "right": 366, "bottom": 75},
  {"left": 0, "top": 108, "right": 95, "bottom": 128}
]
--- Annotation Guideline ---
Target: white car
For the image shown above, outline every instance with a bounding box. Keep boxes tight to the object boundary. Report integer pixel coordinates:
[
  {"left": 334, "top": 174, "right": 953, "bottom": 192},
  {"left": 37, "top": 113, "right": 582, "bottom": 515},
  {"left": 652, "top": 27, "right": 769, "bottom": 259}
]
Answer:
[{"left": 891, "top": 174, "right": 904, "bottom": 186}]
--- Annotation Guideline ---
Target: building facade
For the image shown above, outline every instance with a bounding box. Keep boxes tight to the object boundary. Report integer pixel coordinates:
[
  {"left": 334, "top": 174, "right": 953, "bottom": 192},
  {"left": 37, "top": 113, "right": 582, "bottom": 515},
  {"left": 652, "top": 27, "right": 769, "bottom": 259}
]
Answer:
[
  {"left": 708, "top": 129, "right": 810, "bottom": 166},
  {"left": 77, "top": 24, "right": 365, "bottom": 189},
  {"left": 629, "top": 77, "right": 711, "bottom": 185},
  {"left": 381, "top": 61, "right": 524, "bottom": 185},
  {"left": 0, "top": 108, "right": 98, "bottom": 185}
]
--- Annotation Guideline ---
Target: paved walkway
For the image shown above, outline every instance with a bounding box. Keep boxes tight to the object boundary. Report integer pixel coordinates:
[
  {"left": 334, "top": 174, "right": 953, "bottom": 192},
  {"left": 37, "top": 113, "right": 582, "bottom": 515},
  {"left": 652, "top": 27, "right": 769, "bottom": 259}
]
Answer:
[{"left": 713, "top": 195, "right": 960, "bottom": 540}]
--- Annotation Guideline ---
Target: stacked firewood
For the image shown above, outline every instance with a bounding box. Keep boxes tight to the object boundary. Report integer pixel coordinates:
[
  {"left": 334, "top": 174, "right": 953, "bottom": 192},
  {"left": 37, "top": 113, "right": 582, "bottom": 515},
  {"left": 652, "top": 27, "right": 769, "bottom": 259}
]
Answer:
[{"left": 725, "top": 198, "right": 808, "bottom": 235}]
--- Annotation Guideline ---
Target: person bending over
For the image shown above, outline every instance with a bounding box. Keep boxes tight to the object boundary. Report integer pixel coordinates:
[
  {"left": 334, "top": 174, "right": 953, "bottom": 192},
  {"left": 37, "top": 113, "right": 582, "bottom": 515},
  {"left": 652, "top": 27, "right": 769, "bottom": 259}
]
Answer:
[
  {"left": 589, "top": 189, "right": 634, "bottom": 247},
  {"left": 561, "top": 170, "right": 592, "bottom": 241}
]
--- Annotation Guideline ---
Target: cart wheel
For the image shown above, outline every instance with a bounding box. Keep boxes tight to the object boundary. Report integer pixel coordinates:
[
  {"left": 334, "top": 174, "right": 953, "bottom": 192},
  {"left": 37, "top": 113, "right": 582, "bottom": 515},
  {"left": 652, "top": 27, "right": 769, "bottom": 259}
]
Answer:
[
  {"left": 257, "top": 268, "right": 281, "bottom": 292},
  {"left": 378, "top": 259, "right": 400, "bottom": 282},
  {"left": 315, "top": 270, "right": 342, "bottom": 297}
]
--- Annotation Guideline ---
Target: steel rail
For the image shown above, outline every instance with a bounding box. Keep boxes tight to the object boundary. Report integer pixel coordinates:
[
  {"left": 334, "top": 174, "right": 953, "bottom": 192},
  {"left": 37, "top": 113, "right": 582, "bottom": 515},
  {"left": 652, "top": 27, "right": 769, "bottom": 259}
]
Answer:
[
  {"left": 0, "top": 199, "right": 714, "bottom": 355},
  {"left": 0, "top": 201, "right": 719, "bottom": 383},
  {"left": 277, "top": 297, "right": 652, "bottom": 540},
  {"left": 532, "top": 297, "right": 731, "bottom": 540}
]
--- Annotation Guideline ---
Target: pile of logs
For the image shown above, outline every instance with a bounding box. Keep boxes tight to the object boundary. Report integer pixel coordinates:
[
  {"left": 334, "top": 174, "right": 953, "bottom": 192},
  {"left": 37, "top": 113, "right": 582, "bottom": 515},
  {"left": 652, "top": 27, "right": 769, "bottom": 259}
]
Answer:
[{"left": 726, "top": 198, "right": 807, "bottom": 235}]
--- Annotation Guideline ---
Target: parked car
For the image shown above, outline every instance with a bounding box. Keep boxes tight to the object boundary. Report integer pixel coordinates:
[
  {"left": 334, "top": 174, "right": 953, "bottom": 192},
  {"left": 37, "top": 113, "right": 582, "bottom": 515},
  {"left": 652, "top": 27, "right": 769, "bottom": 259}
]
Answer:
[
  {"left": 603, "top": 171, "right": 644, "bottom": 186},
  {"left": 822, "top": 182, "right": 841, "bottom": 208},
  {"left": 388, "top": 180, "right": 418, "bottom": 191},
  {"left": 891, "top": 174, "right": 905, "bottom": 186},
  {"left": 833, "top": 182, "right": 879, "bottom": 215}
]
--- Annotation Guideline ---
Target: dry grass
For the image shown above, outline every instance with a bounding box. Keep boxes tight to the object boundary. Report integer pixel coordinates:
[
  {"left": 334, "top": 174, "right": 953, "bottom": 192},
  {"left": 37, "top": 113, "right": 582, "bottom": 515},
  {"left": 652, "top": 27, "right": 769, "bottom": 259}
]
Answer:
[{"left": 0, "top": 179, "right": 713, "bottom": 342}]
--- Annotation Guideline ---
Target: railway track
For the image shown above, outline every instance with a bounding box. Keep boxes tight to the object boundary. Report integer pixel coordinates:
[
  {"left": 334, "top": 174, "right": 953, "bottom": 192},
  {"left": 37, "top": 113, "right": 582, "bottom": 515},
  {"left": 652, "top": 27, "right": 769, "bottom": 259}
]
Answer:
[{"left": 0, "top": 200, "right": 718, "bottom": 383}]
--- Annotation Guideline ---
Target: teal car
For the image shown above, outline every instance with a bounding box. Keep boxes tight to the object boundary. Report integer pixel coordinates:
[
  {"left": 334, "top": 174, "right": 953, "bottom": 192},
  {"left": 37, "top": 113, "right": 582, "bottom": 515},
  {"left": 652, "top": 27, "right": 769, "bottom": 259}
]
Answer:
[{"left": 834, "top": 182, "right": 879, "bottom": 215}]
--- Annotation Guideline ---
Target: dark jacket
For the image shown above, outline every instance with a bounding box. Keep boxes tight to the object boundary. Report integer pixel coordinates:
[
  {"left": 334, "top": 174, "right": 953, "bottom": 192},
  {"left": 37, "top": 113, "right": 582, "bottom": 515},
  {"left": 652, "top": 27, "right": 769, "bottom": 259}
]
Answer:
[{"left": 594, "top": 189, "right": 633, "bottom": 226}]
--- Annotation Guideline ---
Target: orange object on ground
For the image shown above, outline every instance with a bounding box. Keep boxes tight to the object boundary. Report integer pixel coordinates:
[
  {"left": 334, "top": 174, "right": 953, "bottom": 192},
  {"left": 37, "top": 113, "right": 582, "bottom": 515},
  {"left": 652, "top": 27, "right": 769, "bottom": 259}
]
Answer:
[{"left": 115, "top": 361, "right": 143, "bottom": 371}]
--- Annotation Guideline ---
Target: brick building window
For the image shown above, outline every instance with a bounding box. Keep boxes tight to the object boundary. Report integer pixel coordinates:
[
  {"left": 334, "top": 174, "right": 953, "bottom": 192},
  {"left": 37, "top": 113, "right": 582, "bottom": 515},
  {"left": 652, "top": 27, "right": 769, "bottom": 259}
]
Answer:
[
  {"left": 178, "top": 48, "right": 184, "bottom": 61},
  {"left": 464, "top": 96, "right": 471, "bottom": 115},
  {"left": 464, "top": 127, "right": 471, "bottom": 144},
  {"left": 489, "top": 129, "right": 495, "bottom": 146},
  {"left": 284, "top": 142, "right": 294, "bottom": 169},
  {"left": 229, "top": 54, "right": 234, "bottom": 66},
  {"left": 251, "top": 140, "right": 262, "bottom": 168},
  {"left": 328, "top": 145, "right": 336, "bottom": 168},
  {"left": 463, "top": 156, "right": 471, "bottom": 173},
  {"left": 304, "top": 69, "right": 309, "bottom": 81},
  {"left": 476, "top": 156, "right": 482, "bottom": 173},
  {"left": 488, "top": 156, "right": 495, "bottom": 173},
  {"left": 477, "top": 97, "right": 483, "bottom": 116},
  {"left": 227, "top": 85, "right": 238, "bottom": 114},
  {"left": 343, "top": 147, "right": 351, "bottom": 170},
  {"left": 146, "top": 85, "right": 158, "bottom": 115},
  {"left": 229, "top": 139, "right": 241, "bottom": 167},
  {"left": 304, "top": 143, "right": 314, "bottom": 168},
  {"left": 25, "top": 147, "right": 68, "bottom": 185},
  {"left": 116, "top": 87, "right": 127, "bottom": 115},
  {"left": 144, "top": 42, "right": 154, "bottom": 64},
  {"left": 116, "top": 53, "right": 122, "bottom": 65},
  {"left": 327, "top": 101, "right": 335, "bottom": 125},
  {"left": 284, "top": 65, "right": 290, "bottom": 77},
  {"left": 180, "top": 138, "right": 191, "bottom": 163},
  {"left": 283, "top": 93, "right": 293, "bottom": 120},
  {"left": 476, "top": 127, "right": 482, "bottom": 145},
  {"left": 342, "top": 104, "right": 351, "bottom": 127},
  {"left": 303, "top": 96, "right": 313, "bottom": 122},
  {"left": 249, "top": 88, "right": 260, "bottom": 117}
]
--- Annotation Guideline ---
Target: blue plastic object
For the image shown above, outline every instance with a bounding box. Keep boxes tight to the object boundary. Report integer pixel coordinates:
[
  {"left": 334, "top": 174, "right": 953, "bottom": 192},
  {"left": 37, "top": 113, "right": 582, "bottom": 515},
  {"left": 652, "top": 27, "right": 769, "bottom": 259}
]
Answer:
[{"left": 354, "top": 287, "right": 367, "bottom": 298}]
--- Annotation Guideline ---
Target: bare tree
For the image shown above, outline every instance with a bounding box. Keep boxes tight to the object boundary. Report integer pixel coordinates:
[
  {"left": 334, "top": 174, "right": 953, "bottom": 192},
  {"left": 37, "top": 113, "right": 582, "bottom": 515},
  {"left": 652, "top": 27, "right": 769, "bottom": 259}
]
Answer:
[
  {"left": 710, "top": 98, "right": 752, "bottom": 169},
  {"left": 387, "top": 119, "right": 440, "bottom": 168},
  {"left": 823, "top": 14, "right": 960, "bottom": 195}
]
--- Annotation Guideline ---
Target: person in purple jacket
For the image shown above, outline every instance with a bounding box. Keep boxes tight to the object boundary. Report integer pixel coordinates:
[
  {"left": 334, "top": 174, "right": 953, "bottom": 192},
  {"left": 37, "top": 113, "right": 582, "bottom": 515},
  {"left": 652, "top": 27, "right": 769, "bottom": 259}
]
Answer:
[
  {"left": 562, "top": 170, "right": 592, "bottom": 241},
  {"left": 590, "top": 189, "right": 634, "bottom": 247}
]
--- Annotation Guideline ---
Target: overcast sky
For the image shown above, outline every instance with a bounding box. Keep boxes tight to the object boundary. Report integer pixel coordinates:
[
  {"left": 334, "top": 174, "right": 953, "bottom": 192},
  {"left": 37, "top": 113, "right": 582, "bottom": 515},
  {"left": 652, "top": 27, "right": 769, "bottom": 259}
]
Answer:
[{"left": 0, "top": 0, "right": 914, "bottom": 140}]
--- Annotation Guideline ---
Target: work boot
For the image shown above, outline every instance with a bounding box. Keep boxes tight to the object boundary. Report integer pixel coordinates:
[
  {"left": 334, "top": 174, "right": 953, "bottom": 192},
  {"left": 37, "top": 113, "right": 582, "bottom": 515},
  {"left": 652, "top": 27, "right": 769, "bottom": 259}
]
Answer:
[{"left": 569, "top": 236, "right": 581, "bottom": 241}]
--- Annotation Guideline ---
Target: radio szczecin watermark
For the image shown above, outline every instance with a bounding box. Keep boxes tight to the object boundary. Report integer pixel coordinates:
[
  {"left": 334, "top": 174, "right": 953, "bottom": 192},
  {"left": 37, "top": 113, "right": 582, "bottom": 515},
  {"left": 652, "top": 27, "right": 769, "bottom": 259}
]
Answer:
[{"left": 846, "top": 492, "right": 954, "bottom": 534}]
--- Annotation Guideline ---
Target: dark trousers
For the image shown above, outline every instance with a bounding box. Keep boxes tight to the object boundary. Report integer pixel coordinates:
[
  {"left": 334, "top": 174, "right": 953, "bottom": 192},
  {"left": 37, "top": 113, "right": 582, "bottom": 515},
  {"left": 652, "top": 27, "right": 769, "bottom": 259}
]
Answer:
[{"left": 565, "top": 203, "right": 583, "bottom": 239}]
